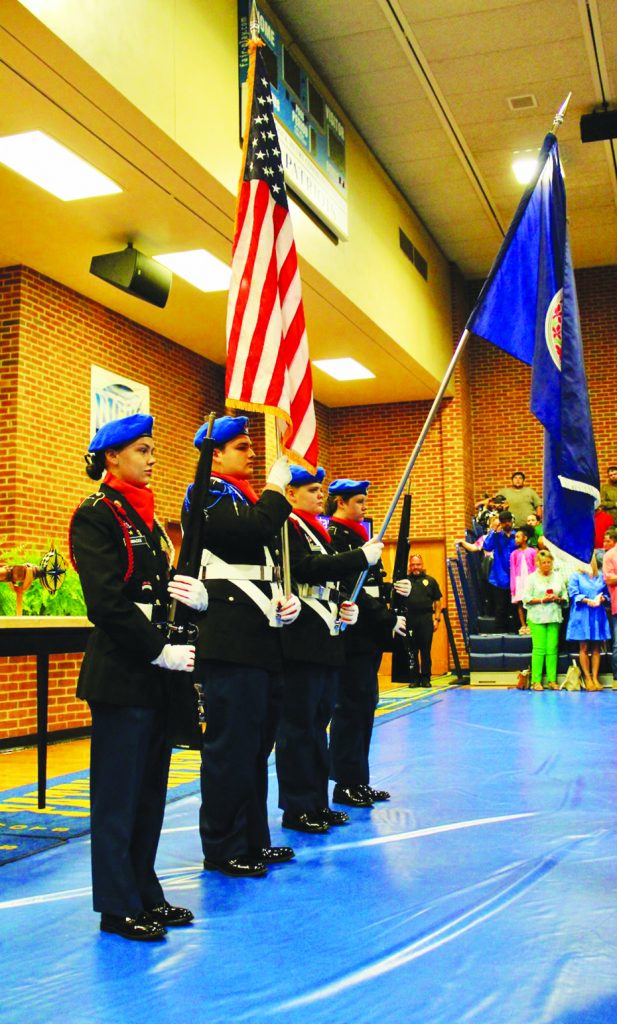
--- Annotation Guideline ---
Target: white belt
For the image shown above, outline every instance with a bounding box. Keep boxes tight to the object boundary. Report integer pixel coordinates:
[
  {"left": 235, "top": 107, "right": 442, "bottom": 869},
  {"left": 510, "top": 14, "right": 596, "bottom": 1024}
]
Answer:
[
  {"left": 297, "top": 583, "right": 340, "bottom": 602},
  {"left": 200, "top": 547, "right": 282, "bottom": 625},
  {"left": 301, "top": 595, "right": 340, "bottom": 636},
  {"left": 134, "top": 602, "right": 153, "bottom": 621},
  {"left": 363, "top": 585, "right": 380, "bottom": 598},
  {"left": 201, "top": 563, "right": 276, "bottom": 582}
]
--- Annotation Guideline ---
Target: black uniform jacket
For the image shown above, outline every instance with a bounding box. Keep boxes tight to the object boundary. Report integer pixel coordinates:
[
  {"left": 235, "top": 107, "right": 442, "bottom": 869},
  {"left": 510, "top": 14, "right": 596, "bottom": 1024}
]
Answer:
[
  {"left": 70, "top": 483, "right": 171, "bottom": 708},
  {"left": 185, "top": 478, "right": 292, "bottom": 671},
  {"left": 328, "top": 519, "right": 396, "bottom": 655},
  {"left": 281, "top": 515, "right": 368, "bottom": 667}
]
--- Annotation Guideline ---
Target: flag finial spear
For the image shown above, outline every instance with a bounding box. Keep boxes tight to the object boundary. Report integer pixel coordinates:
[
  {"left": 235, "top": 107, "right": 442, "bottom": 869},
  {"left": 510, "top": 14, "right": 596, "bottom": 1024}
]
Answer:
[
  {"left": 249, "top": 2, "right": 260, "bottom": 42},
  {"left": 552, "top": 93, "right": 572, "bottom": 132}
]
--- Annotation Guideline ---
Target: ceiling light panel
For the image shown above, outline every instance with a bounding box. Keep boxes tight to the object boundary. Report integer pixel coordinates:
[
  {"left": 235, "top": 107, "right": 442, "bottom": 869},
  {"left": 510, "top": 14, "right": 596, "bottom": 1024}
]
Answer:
[
  {"left": 153, "top": 250, "right": 232, "bottom": 292},
  {"left": 0, "top": 131, "right": 122, "bottom": 200},
  {"left": 312, "top": 358, "right": 375, "bottom": 382}
]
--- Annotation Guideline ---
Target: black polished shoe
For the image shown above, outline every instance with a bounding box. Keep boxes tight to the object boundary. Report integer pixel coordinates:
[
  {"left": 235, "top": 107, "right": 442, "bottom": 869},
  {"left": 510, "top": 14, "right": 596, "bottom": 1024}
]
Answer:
[
  {"left": 100, "top": 912, "right": 166, "bottom": 941},
  {"left": 332, "top": 784, "right": 373, "bottom": 808},
  {"left": 203, "top": 857, "right": 268, "bottom": 877},
  {"left": 320, "top": 807, "right": 350, "bottom": 826},
  {"left": 419, "top": 681, "right": 432, "bottom": 688},
  {"left": 282, "top": 811, "right": 329, "bottom": 834},
  {"left": 361, "top": 785, "right": 390, "bottom": 802},
  {"left": 145, "top": 900, "right": 194, "bottom": 927},
  {"left": 259, "top": 846, "right": 295, "bottom": 863}
]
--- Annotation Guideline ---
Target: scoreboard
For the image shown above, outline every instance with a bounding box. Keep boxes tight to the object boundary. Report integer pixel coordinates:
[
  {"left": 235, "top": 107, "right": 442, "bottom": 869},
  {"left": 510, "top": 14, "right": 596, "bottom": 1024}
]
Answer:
[{"left": 238, "top": 1, "right": 348, "bottom": 240}]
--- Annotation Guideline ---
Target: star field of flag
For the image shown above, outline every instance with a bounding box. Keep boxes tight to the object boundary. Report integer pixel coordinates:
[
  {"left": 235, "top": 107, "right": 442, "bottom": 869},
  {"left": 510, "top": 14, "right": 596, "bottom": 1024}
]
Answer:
[{"left": 244, "top": 68, "right": 287, "bottom": 207}]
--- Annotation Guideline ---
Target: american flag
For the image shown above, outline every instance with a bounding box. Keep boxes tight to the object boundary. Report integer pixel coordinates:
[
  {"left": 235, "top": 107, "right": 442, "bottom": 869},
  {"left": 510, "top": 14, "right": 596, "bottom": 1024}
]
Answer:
[{"left": 226, "top": 39, "right": 318, "bottom": 470}]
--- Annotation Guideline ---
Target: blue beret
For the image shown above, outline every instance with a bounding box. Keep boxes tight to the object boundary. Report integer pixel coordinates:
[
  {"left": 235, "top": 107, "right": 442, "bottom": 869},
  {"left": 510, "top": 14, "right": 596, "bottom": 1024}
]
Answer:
[
  {"left": 289, "top": 465, "right": 325, "bottom": 487},
  {"left": 89, "top": 413, "right": 153, "bottom": 453},
  {"left": 194, "top": 415, "right": 249, "bottom": 449},
  {"left": 328, "top": 478, "right": 370, "bottom": 497}
]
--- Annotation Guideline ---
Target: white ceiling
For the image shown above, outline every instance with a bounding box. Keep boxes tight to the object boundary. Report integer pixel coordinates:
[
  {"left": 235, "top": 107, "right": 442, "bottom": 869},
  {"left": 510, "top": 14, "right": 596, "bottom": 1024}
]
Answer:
[{"left": 0, "top": 0, "right": 615, "bottom": 408}]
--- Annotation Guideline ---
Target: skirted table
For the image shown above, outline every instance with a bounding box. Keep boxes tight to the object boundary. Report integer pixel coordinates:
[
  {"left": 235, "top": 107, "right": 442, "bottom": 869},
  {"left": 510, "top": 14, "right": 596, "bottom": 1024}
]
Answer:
[{"left": 0, "top": 617, "right": 93, "bottom": 807}]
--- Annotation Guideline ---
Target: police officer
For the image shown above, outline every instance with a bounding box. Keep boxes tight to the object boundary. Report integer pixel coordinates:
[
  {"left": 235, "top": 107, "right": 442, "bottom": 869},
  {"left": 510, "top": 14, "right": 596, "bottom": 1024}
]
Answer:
[
  {"left": 402, "top": 553, "right": 443, "bottom": 688},
  {"left": 184, "top": 416, "right": 301, "bottom": 878},
  {"left": 70, "top": 413, "right": 201, "bottom": 941},
  {"left": 277, "top": 466, "right": 384, "bottom": 834},
  {"left": 327, "top": 479, "right": 406, "bottom": 808}
]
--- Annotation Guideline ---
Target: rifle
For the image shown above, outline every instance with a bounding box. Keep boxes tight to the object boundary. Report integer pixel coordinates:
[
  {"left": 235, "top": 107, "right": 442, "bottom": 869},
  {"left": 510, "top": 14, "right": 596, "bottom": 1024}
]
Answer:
[
  {"left": 165, "top": 413, "right": 216, "bottom": 748},
  {"left": 390, "top": 492, "right": 415, "bottom": 683}
]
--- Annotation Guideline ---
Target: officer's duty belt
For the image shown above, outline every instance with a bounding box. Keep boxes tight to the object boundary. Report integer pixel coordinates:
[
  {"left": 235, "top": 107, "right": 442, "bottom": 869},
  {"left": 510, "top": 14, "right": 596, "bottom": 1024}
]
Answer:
[
  {"left": 297, "top": 583, "right": 340, "bottom": 602},
  {"left": 201, "top": 564, "right": 275, "bottom": 582}
]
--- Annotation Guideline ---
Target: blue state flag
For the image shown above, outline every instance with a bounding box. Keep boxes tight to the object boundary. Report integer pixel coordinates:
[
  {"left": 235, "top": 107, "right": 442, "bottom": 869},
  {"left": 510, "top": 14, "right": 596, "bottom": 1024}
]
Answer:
[{"left": 467, "top": 133, "right": 599, "bottom": 565}]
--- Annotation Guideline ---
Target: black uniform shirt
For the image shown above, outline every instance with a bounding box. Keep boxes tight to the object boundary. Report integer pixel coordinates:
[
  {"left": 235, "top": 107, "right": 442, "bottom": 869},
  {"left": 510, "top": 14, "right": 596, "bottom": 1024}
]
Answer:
[{"left": 404, "top": 572, "right": 442, "bottom": 615}]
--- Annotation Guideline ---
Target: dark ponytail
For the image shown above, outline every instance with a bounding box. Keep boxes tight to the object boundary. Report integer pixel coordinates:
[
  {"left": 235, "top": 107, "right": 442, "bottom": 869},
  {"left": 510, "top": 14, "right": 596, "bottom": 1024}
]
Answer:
[{"left": 85, "top": 451, "right": 106, "bottom": 481}]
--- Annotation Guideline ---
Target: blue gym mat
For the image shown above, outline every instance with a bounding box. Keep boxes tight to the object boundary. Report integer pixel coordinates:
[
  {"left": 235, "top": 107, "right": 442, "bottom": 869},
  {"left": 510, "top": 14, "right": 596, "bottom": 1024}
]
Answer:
[{"left": 2, "top": 689, "right": 616, "bottom": 1024}]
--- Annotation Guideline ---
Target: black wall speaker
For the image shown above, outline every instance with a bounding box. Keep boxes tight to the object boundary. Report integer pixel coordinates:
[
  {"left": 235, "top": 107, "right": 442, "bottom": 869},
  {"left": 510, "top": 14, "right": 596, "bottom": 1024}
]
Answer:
[
  {"left": 580, "top": 109, "right": 617, "bottom": 144},
  {"left": 89, "top": 245, "right": 171, "bottom": 308}
]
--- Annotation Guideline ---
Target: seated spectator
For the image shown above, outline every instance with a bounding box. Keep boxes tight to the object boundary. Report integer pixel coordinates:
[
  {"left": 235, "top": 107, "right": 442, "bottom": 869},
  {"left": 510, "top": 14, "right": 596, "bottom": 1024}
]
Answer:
[
  {"left": 523, "top": 550, "right": 568, "bottom": 691},
  {"left": 510, "top": 526, "right": 536, "bottom": 633},
  {"left": 483, "top": 511, "right": 517, "bottom": 632},
  {"left": 566, "top": 558, "right": 610, "bottom": 691},
  {"left": 600, "top": 466, "right": 617, "bottom": 525},
  {"left": 499, "top": 472, "right": 542, "bottom": 527}
]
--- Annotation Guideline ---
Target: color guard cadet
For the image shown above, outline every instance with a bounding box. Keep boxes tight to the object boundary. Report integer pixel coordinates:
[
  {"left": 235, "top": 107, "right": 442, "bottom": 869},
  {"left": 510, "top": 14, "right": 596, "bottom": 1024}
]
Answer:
[
  {"left": 327, "top": 479, "right": 406, "bottom": 808},
  {"left": 70, "top": 414, "right": 200, "bottom": 941},
  {"left": 277, "top": 466, "right": 384, "bottom": 834},
  {"left": 183, "top": 415, "right": 301, "bottom": 878}
]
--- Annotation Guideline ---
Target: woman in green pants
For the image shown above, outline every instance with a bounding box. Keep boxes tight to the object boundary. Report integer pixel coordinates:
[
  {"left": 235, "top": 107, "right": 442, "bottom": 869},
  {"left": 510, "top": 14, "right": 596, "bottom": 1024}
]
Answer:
[{"left": 522, "top": 550, "right": 568, "bottom": 690}]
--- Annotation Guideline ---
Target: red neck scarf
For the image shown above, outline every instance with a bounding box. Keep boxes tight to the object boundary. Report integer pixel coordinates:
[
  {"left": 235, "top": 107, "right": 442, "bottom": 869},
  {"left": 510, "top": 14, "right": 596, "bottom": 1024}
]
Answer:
[
  {"left": 293, "top": 508, "right": 331, "bottom": 545},
  {"left": 214, "top": 472, "right": 258, "bottom": 505},
  {"left": 331, "top": 515, "right": 369, "bottom": 542},
  {"left": 104, "top": 472, "right": 155, "bottom": 530}
]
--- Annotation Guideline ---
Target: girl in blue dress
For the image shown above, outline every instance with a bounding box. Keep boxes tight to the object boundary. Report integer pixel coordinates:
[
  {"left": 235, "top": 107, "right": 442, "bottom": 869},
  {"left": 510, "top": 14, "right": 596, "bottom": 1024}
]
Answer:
[{"left": 566, "top": 559, "right": 610, "bottom": 691}]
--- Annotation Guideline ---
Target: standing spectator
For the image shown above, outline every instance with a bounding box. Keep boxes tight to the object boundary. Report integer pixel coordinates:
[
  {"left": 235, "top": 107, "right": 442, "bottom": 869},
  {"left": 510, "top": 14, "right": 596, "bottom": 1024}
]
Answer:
[
  {"left": 523, "top": 550, "right": 568, "bottom": 691},
  {"left": 510, "top": 526, "right": 536, "bottom": 634},
  {"left": 526, "top": 512, "right": 543, "bottom": 548},
  {"left": 600, "top": 466, "right": 617, "bottom": 525},
  {"left": 602, "top": 527, "right": 617, "bottom": 688},
  {"left": 566, "top": 560, "right": 610, "bottom": 691},
  {"left": 483, "top": 511, "right": 517, "bottom": 632},
  {"left": 499, "top": 472, "right": 542, "bottom": 527},
  {"left": 594, "top": 507, "right": 614, "bottom": 568},
  {"left": 401, "top": 553, "right": 443, "bottom": 688}
]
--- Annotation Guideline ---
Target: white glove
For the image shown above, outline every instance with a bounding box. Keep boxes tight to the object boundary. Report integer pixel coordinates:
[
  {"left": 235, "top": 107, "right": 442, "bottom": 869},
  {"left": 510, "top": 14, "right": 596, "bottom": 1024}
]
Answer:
[
  {"left": 362, "top": 540, "right": 384, "bottom": 566},
  {"left": 392, "top": 615, "right": 407, "bottom": 638},
  {"left": 168, "top": 574, "right": 209, "bottom": 612},
  {"left": 275, "top": 593, "right": 301, "bottom": 624},
  {"left": 393, "top": 578, "right": 411, "bottom": 597},
  {"left": 266, "top": 455, "right": 292, "bottom": 491},
  {"left": 152, "top": 643, "right": 195, "bottom": 672},
  {"left": 339, "top": 601, "right": 359, "bottom": 625}
]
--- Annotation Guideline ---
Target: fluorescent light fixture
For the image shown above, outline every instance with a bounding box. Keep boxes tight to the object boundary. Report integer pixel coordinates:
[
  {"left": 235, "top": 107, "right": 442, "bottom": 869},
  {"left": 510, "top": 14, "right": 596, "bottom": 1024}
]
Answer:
[
  {"left": 312, "top": 357, "right": 375, "bottom": 381},
  {"left": 0, "top": 130, "right": 121, "bottom": 200},
  {"left": 512, "top": 152, "right": 538, "bottom": 185},
  {"left": 153, "top": 249, "right": 232, "bottom": 292}
]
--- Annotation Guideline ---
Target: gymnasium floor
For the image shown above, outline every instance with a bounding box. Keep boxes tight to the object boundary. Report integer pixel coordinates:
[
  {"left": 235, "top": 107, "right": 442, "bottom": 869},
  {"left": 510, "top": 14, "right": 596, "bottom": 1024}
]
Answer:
[{"left": 1, "top": 686, "right": 616, "bottom": 1024}]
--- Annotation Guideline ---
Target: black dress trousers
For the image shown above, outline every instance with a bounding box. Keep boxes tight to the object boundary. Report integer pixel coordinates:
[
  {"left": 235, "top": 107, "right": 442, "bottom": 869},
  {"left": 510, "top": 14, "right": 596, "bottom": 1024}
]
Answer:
[
  {"left": 88, "top": 703, "right": 171, "bottom": 916},
  {"left": 276, "top": 662, "right": 337, "bottom": 815},
  {"left": 329, "top": 650, "right": 382, "bottom": 787}
]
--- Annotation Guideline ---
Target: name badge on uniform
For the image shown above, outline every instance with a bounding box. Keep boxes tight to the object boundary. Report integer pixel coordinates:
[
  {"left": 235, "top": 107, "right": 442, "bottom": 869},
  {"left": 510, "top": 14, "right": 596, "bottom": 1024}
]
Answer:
[{"left": 130, "top": 534, "right": 147, "bottom": 546}]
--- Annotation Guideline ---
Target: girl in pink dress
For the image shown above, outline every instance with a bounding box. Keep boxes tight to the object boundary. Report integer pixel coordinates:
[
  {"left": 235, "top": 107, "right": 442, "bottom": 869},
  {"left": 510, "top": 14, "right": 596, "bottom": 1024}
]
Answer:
[{"left": 510, "top": 526, "right": 537, "bottom": 634}]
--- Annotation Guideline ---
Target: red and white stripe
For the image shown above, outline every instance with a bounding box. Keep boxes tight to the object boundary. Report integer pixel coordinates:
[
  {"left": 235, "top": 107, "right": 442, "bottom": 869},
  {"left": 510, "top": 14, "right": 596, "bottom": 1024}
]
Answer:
[{"left": 226, "top": 177, "right": 318, "bottom": 469}]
